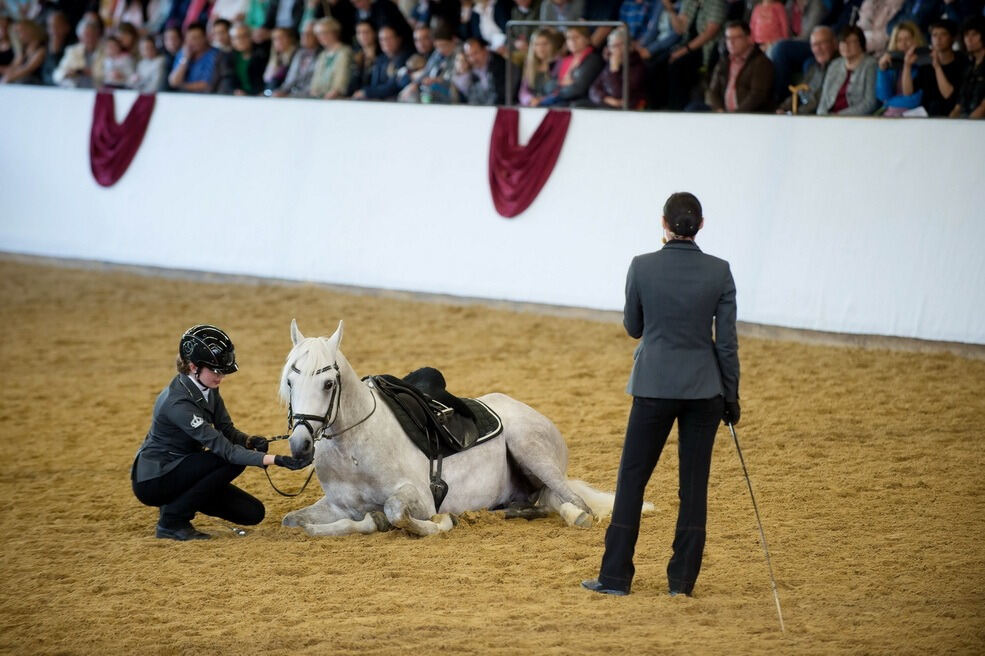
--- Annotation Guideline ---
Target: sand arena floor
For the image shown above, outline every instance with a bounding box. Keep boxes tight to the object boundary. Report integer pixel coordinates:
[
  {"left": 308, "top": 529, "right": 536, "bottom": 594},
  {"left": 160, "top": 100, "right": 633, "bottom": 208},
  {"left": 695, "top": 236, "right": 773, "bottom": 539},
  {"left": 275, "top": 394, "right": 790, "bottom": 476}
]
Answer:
[{"left": 0, "top": 257, "right": 982, "bottom": 655}]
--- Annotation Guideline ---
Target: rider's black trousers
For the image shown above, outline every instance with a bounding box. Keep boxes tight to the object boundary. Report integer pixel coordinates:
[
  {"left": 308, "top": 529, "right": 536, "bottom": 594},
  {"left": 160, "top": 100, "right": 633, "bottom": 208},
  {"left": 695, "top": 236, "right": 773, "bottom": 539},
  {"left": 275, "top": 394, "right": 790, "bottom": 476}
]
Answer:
[
  {"left": 132, "top": 452, "right": 265, "bottom": 529},
  {"left": 597, "top": 395, "right": 722, "bottom": 595}
]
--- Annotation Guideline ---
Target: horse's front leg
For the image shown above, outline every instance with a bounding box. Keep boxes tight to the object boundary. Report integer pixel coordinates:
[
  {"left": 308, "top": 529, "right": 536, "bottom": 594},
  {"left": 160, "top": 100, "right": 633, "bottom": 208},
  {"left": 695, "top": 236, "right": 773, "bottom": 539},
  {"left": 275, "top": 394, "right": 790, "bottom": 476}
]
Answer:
[
  {"left": 384, "top": 484, "right": 454, "bottom": 537},
  {"left": 282, "top": 495, "right": 341, "bottom": 528},
  {"left": 303, "top": 511, "right": 392, "bottom": 537}
]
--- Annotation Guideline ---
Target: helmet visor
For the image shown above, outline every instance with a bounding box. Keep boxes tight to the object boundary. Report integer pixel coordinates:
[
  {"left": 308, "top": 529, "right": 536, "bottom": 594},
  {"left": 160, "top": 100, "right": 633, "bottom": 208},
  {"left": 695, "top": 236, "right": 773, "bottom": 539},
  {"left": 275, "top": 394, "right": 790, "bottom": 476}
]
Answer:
[{"left": 214, "top": 350, "right": 238, "bottom": 375}]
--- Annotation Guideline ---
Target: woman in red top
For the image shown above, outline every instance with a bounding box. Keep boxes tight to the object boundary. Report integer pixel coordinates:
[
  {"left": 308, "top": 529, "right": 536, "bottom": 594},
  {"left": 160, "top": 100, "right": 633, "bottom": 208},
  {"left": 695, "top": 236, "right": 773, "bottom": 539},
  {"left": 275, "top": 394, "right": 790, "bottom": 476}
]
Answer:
[{"left": 540, "top": 25, "right": 604, "bottom": 106}]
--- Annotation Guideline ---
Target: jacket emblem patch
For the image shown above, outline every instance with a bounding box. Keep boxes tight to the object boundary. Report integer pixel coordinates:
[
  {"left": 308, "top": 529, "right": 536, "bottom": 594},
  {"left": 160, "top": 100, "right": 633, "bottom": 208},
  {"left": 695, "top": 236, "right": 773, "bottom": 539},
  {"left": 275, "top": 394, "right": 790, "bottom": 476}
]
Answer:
[{"left": 190, "top": 415, "right": 205, "bottom": 428}]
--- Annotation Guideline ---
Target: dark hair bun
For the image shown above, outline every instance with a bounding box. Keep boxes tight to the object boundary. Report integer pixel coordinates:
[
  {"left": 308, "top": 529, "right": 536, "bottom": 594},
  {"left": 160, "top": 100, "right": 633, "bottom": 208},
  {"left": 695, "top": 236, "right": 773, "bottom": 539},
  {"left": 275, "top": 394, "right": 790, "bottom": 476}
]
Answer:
[{"left": 663, "top": 192, "right": 702, "bottom": 238}]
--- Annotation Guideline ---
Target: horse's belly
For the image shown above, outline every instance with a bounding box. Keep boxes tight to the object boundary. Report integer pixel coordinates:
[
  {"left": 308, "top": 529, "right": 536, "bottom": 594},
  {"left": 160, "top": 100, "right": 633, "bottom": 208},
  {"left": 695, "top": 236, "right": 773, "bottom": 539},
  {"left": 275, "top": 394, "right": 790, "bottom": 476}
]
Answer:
[{"left": 438, "top": 438, "right": 515, "bottom": 514}]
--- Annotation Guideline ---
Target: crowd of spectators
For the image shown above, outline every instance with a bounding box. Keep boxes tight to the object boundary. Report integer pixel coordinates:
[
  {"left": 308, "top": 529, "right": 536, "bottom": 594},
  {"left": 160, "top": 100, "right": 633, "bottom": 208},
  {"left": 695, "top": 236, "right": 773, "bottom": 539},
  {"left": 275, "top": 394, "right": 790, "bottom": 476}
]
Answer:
[{"left": 0, "top": 0, "right": 982, "bottom": 117}]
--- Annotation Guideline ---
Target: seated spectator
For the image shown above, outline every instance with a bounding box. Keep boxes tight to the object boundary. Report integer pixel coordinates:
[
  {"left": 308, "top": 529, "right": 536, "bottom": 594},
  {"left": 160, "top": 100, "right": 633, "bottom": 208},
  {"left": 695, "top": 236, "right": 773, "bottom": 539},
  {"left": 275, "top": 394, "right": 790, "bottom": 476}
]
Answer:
[
  {"left": 588, "top": 25, "right": 645, "bottom": 108},
  {"left": 875, "top": 20, "right": 925, "bottom": 115},
  {"left": 352, "top": 23, "right": 408, "bottom": 98},
  {"left": 518, "top": 26, "right": 562, "bottom": 106},
  {"left": 539, "top": 25, "right": 603, "bottom": 106},
  {"left": 41, "top": 10, "right": 73, "bottom": 85},
  {"left": 411, "top": 23, "right": 433, "bottom": 60},
  {"left": 949, "top": 16, "right": 985, "bottom": 118},
  {"left": 274, "top": 20, "right": 319, "bottom": 96},
  {"left": 0, "top": 16, "right": 13, "bottom": 77},
  {"left": 914, "top": 19, "right": 965, "bottom": 116},
  {"left": 351, "top": 0, "right": 413, "bottom": 45},
  {"left": 348, "top": 19, "right": 377, "bottom": 93},
  {"left": 407, "top": 0, "right": 432, "bottom": 27},
  {"left": 620, "top": 0, "right": 654, "bottom": 42},
  {"left": 765, "top": 0, "right": 826, "bottom": 103},
  {"left": 705, "top": 19, "right": 775, "bottom": 111},
  {"left": 130, "top": 35, "right": 167, "bottom": 92},
  {"left": 662, "top": 0, "right": 727, "bottom": 110},
  {"left": 263, "top": 26, "right": 297, "bottom": 91},
  {"left": 817, "top": 25, "right": 879, "bottom": 114},
  {"left": 508, "top": 0, "right": 541, "bottom": 65},
  {"left": 309, "top": 16, "right": 353, "bottom": 97},
  {"left": 0, "top": 18, "right": 45, "bottom": 84},
  {"left": 452, "top": 35, "right": 509, "bottom": 104},
  {"left": 218, "top": 22, "right": 266, "bottom": 94},
  {"left": 856, "top": 0, "right": 905, "bottom": 55},
  {"left": 211, "top": 18, "right": 234, "bottom": 52},
  {"left": 168, "top": 22, "right": 221, "bottom": 92},
  {"left": 53, "top": 12, "right": 105, "bottom": 88},
  {"left": 750, "top": 0, "right": 789, "bottom": 50},
  {"left": 460, "top": 0, "right": 509, "bottom": 52},
  {"left": 408, "top": 20, "right": 459, "bottom": 103},
  {"left": 776, "top": 24, "right": 838, "bottom": 114},
  {"left": 161, "top": 24, "right": 183, "bottom": 84},
  {"left": 116, "top": 21, "right": 139, "bottom": 54},
  {"left": 539, "top": 0, "right": 585, "bottom": 30},
  {"left": 102, "top": 34, "right": 135, "bottom": 88}
]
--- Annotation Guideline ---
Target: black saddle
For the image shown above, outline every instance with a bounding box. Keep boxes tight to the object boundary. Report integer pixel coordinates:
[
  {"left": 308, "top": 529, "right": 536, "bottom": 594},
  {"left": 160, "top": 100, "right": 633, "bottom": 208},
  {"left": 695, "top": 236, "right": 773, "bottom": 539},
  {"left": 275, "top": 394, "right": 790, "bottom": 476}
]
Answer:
[{"left": 368, "top": 367, "right": 503, "bottom": 511}]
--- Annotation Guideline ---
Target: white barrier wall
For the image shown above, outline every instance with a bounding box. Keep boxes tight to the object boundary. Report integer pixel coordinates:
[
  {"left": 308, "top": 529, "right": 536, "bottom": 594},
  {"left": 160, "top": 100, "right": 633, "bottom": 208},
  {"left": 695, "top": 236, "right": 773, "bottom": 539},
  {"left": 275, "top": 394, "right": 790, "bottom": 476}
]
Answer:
[{"left": 1, "top": 85, "right": 984, "bottom": 344}]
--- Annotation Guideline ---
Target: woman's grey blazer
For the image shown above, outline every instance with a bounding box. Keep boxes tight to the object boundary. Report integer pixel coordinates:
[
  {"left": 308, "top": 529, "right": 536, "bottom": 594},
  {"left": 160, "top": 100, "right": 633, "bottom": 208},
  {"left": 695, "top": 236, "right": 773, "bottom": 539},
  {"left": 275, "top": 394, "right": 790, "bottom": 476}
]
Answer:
[{"left": 624, "top": 240, "right": 739, "bottom": 401}]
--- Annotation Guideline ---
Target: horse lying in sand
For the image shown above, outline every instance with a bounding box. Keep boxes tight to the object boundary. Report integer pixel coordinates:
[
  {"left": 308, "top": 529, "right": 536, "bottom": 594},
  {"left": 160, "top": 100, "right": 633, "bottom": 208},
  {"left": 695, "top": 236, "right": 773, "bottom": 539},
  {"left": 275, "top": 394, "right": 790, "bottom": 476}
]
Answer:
[{"left": 280, "top": 320, "right": 651, "bottom": 537}]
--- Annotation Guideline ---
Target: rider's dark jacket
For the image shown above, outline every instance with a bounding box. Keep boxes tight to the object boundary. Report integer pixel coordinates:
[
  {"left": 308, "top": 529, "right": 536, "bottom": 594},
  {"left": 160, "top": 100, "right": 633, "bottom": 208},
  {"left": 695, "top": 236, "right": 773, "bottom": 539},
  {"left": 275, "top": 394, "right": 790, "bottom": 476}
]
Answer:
[{"left": 132, "top": 375, "right": 265, "bottom": 482}]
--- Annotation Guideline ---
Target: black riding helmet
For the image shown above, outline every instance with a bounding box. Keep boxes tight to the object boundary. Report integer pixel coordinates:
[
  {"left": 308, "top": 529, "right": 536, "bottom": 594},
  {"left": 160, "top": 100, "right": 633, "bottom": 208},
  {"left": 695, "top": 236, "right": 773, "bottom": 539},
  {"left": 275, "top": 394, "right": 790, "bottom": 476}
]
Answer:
[{"left": 179, "top": 324, "right": 239, "bottom": 374}]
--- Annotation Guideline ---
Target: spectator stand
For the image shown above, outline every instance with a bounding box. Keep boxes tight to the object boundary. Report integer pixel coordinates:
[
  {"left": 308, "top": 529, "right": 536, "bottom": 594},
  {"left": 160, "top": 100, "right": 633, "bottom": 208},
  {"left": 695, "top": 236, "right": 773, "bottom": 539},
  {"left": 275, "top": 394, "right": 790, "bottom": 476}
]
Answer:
[{"left": 504, "top": 19, "right": 631, "bottom": 110}]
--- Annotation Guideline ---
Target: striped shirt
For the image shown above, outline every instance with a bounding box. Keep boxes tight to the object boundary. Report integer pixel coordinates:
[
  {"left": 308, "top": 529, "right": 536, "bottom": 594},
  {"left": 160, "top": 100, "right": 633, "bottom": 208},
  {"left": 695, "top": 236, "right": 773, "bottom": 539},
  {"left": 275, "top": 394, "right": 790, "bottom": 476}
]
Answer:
[{"left": 619, "top": 0, "right": 654, "bottom": 40}]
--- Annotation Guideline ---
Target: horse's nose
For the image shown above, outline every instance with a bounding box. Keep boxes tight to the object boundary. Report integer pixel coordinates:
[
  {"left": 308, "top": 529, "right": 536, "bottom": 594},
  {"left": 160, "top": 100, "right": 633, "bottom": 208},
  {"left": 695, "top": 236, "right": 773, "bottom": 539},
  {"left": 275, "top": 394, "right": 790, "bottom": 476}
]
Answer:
[{"left": 303, "top": 438, "right": 312, "bottom": 453}]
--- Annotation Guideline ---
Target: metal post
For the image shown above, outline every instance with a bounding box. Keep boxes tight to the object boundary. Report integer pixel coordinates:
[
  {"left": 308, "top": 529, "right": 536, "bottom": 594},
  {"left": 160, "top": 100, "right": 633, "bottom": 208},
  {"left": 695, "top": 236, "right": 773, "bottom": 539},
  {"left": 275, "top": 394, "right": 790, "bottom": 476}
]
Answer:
[{"left": 504, "top": 20, "right": 631, "bottom": 110}]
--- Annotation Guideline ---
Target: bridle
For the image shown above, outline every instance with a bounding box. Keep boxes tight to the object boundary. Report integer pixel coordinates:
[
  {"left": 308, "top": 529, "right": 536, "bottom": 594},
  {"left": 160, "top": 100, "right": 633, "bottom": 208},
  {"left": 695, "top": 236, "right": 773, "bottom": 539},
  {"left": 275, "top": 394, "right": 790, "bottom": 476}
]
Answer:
[
  {"left": 265, "top": 359, "right": 377, "bottom": 498},
  {"left": 284, "top": 361, "right": 378, "bottom": 442}
]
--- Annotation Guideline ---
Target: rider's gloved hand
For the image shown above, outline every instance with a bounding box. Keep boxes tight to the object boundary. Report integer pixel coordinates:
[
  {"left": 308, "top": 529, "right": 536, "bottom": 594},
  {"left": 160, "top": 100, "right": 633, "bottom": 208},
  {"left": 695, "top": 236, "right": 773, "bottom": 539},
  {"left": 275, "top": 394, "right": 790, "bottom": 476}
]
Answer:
[
  {"left": 723, "top": 400, "right": 741, "bottom": 426},
  {"left": 274, "top": 454, "right": 312, "bottom": 470},
  {"left": 246, "top": 436, "right": 269, "bottom": 452}
]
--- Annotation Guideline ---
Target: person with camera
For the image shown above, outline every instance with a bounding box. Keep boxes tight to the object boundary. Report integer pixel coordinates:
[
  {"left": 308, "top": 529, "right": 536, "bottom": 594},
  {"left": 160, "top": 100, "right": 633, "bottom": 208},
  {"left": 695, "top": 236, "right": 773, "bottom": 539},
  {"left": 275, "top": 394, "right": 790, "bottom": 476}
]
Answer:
[
  {"left": 875, "top": 20, "right": 926, "bottom": 115},
  {"left": 131, "top": 325, "right": 312, "bottom": 541},
  {"left": 582, "top": 192, "right": 739, "bottom": 598}
]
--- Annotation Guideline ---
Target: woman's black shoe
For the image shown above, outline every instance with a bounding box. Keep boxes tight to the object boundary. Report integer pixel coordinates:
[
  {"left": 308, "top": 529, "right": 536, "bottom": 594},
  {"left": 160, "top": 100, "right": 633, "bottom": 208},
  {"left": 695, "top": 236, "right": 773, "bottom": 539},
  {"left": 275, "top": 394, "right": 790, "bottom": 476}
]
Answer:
[
  {"left": 580, "top": 579, "right": 629, "bottom": 596},
  {"left": 155, "top": 523, "right": 212, "bottom": 541}
]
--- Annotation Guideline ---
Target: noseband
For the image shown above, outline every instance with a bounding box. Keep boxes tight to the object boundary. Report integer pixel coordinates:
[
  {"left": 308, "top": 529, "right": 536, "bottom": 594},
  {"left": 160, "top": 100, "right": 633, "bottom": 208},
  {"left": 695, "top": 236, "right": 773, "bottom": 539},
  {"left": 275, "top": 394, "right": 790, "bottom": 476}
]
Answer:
[{"left": 286, "top": 361, "right": 377, "bottom": 444}]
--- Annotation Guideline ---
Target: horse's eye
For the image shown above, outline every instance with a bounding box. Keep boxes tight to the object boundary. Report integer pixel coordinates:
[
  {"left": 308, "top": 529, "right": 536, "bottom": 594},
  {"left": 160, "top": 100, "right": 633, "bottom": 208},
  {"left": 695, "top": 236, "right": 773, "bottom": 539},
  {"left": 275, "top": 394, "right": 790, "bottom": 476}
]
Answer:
[{"left": 323, "top": 380, "right": 334, "bottom": 391}]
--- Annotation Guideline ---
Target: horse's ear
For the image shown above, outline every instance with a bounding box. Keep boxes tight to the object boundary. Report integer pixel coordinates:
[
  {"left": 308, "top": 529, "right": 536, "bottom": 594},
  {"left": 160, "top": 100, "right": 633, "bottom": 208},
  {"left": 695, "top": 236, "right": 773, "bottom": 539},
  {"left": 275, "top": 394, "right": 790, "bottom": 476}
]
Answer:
[
  {"left": 333, "top": 320, "right": 344, "bottom": 346},
  {"left": 291, "top": 318, "right": 304, "bottom": 346}
]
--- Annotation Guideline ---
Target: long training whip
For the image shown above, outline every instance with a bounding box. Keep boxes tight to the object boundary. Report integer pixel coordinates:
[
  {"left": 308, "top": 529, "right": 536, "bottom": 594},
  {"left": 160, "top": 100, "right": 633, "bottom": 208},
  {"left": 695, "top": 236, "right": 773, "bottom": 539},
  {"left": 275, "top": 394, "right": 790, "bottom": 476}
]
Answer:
[{"left": 728, "top": 422, "right": 786, "bottom": 633}]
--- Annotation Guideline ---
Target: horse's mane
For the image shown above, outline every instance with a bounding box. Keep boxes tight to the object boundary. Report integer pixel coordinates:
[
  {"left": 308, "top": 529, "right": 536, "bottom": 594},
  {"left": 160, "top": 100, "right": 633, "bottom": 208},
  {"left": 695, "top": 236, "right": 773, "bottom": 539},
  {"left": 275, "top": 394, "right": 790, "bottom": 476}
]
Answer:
[{"left": 278, "top": 337, "right": 338, "bottom": 405}]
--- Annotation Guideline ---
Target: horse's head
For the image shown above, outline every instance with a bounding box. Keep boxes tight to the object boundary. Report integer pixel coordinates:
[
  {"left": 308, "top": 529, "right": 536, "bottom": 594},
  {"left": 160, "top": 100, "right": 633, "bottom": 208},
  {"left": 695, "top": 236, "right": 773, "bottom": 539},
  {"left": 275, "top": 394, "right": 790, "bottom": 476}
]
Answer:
[{"left": 279, "top": 319, "right": 345, "bottom": 460}]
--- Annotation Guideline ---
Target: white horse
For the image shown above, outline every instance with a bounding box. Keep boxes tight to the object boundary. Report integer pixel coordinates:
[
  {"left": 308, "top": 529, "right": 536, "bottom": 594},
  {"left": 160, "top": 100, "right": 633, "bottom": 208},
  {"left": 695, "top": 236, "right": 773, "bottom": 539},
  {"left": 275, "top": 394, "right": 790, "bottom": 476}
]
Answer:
[{"left": 280, "top": 320, "right": 647, "bottom": 537}]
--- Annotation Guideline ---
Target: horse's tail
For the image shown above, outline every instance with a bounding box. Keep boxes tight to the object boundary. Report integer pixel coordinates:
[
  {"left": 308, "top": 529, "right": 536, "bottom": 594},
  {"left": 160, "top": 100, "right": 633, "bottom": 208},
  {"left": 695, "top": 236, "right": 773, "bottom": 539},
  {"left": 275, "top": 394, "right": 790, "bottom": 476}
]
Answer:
[{"left": 566, "top": 479, "right": 656, "bottom": 520}]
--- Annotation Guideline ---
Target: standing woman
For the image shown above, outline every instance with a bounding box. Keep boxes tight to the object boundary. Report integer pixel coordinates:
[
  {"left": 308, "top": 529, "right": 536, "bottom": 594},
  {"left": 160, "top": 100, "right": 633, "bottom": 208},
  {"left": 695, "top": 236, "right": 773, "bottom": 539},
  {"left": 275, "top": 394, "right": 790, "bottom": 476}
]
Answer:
[
  {"left": 132, "top": 325, "right": 311, "bottom": 541},
  {"left": 582, "top": 192, "right": 740, "bottom": 597}
]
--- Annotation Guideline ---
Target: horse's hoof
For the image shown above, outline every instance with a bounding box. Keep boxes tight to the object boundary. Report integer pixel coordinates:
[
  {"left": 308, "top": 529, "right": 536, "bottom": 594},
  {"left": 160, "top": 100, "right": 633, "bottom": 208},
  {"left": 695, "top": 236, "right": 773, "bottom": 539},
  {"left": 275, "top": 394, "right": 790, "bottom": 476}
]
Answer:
[
  {"left": 282, "top": 514, "right": 300, "bottom": 527},
  {"left": 369, "top": 511, "right": 392, "bottom": 532},
  {"left": 574, "top": 511, "right": 594, "bottom": 528}
]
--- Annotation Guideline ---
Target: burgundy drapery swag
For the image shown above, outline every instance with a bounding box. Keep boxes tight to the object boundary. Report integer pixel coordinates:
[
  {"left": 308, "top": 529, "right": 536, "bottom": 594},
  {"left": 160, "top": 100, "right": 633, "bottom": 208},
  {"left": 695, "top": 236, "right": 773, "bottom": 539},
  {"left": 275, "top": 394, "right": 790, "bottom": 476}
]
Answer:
[
  {"left": 90, "top": 91, "right": 156, "bottom": 187},
  {"left": 488, "top": 107, "right": 571, "bottom": 219}
]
